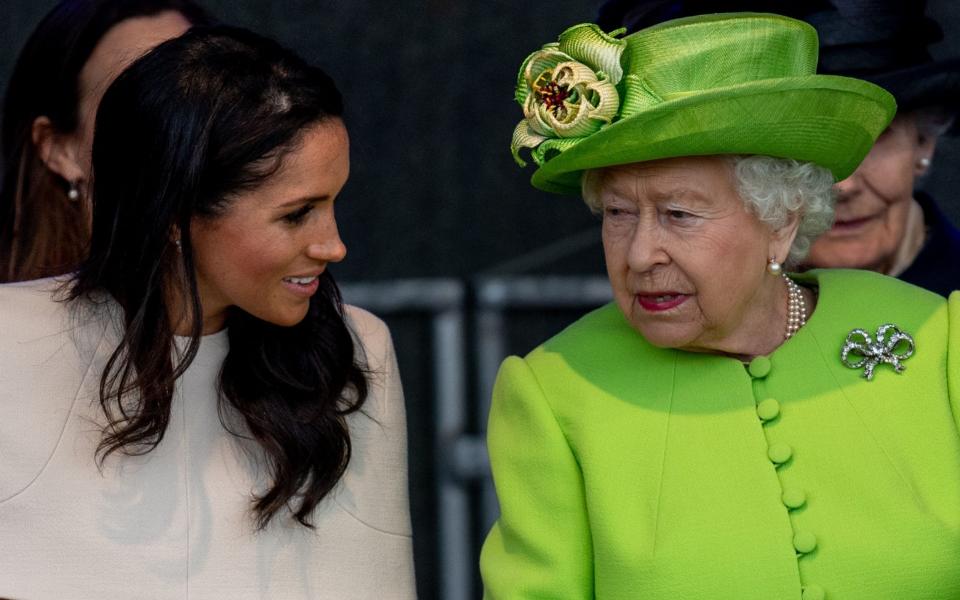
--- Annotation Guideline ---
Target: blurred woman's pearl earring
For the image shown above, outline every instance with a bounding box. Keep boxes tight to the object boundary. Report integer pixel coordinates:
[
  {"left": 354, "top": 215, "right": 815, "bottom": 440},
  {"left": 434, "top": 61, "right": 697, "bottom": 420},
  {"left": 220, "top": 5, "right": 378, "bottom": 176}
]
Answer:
[
  {"left": 767, "top": 258, "right": 782, "bottom": 275},
  {"left": 919, "top": 157, "right": 931, "bottom": 168},
  {"left": 67, "top": 181, "right": 80, "bottom": 201}
]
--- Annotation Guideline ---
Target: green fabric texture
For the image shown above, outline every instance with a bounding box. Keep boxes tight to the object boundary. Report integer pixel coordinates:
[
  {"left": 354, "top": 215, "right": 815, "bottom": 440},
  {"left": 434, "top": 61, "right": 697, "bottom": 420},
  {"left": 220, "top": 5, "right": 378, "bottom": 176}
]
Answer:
[
  {"left": 511, "top": 13, "right": 896, "bottom": 195},
  {"left": 481, "top": 269, "right": 960, "bottom": 599}
]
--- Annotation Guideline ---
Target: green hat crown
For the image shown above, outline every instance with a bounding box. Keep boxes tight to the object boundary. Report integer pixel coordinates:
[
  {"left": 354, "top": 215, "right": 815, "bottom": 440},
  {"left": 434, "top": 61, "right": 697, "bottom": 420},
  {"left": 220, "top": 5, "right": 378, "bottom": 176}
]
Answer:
[
  {"left": 511, "top": 13, "right": 896, "bottom": 195},
  {"left": 623, "top": 14, "right": 818, "bottom": 98}
]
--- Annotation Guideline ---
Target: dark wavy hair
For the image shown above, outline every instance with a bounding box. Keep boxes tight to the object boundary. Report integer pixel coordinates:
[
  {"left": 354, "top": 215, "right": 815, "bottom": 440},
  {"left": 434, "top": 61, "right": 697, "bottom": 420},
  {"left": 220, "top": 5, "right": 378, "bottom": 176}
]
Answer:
[
  {"left": 68, "top": 25, "right": 368, "bottom": 529},
  {"left": 0, "top": 0, "right": 211, "bottom": 282}
]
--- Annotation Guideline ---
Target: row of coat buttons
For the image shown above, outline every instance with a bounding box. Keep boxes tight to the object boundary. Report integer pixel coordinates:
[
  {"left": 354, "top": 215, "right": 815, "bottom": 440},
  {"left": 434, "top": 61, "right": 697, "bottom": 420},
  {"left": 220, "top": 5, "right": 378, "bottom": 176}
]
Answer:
[{"left": 751, "top": 357, "right": 824, "bottom": 596}]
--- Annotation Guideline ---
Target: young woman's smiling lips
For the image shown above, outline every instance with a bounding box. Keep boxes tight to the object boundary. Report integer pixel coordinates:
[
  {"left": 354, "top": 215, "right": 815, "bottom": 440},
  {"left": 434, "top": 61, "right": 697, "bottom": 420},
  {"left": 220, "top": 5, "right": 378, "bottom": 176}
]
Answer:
[
  {"left": 281, "top": 273, "right": 322, "bottom": 297},
  {"left": 636, "top": 292, "right": 690, "bottom": 312}
]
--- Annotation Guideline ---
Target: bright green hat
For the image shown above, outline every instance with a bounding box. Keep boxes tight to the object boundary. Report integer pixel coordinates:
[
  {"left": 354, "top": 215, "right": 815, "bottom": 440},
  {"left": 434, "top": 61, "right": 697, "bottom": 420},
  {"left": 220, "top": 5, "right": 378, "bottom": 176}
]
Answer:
[{"left": 511, "top": 12, "right": 896, "bottom": 195}]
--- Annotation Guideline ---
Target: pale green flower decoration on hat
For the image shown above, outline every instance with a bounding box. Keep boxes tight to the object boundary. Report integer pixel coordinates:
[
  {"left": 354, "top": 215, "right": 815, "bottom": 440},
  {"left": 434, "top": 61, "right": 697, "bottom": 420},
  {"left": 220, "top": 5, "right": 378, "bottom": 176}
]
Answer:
[{"left": 511, "top": 24, "right": 627, "bottom": 167}]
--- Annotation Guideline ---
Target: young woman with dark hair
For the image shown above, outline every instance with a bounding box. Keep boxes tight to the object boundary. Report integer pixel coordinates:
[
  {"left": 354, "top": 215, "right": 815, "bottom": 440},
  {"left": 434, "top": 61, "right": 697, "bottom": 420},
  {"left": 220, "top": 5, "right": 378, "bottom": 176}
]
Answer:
[
  {"left": 0, "top": 0, "right": 212, "bottom": 283},
  {"left": 0, "top": 26, "right": 414, "bottom": 598}
]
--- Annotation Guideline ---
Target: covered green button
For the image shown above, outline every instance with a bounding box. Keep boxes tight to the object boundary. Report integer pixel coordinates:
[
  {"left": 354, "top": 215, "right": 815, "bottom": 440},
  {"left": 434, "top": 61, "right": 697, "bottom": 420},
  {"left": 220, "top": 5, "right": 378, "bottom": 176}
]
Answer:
[
  {"left": 794, "top": 531, "right": 818, "bottom": 554},
  {"left": 767, "top": 443, "right": 793, "bottom": 465},
  {"left": 756, "top": 398, "right": 780, "bottom": 421},
  {"left": 781, "top": 488, "right": 807, "bottom": 509},
  {"left": 802, "top": 585, "right": 825, "bottom": 600},
  {"left": 748, "top": 356, "right": 772, "bottom": 378}
]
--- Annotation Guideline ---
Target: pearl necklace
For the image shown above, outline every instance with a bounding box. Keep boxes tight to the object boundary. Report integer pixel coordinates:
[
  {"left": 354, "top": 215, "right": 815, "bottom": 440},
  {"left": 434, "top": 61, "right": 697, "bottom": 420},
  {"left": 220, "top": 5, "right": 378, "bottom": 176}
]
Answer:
[{"left": 784, "top": 274, "right": 807, "bottom": 340}]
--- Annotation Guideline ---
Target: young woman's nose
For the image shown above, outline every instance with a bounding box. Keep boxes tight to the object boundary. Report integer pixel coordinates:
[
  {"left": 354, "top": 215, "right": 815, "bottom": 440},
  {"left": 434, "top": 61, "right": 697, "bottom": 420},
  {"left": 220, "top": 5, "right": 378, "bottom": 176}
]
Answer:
[{"left": 306, "top": 218, "right": 347, "bottom": 263}]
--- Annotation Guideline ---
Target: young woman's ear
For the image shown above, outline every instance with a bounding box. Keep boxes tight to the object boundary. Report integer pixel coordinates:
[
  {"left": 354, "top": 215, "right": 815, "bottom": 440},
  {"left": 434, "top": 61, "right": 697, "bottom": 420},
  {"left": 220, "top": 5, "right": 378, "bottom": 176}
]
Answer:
[
  {"left": 169, "top": 224, "right": 183, "bottom": 248},
  {"left": 32, "top": 115, "right": 85, "bottom": 186}
]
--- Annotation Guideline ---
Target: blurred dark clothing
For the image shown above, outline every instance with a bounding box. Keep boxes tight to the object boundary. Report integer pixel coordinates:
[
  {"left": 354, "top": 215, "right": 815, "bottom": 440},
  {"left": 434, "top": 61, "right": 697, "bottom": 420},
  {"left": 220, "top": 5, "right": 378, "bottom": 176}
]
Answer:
[{"left": 900, "top": 191, "right": 960, "bottom": 297}]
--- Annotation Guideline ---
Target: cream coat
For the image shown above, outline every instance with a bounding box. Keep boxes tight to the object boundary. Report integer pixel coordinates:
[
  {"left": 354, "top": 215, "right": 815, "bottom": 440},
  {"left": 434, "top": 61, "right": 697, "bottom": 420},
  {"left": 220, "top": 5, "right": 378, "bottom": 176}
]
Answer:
[{"left": 0, "top": 278, "right": 415, "bottom": 599}]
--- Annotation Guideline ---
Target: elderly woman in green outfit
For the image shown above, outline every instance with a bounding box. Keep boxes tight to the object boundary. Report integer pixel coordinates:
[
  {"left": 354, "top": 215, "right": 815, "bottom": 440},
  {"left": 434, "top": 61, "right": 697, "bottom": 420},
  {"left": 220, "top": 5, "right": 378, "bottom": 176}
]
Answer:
[{"left": 482, "top": 13, "right": 960, "bottom": 600}]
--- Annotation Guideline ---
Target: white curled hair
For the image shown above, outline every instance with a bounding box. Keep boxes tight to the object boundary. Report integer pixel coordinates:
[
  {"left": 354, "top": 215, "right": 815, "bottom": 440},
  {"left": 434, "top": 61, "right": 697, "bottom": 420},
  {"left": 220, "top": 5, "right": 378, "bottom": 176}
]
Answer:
[
  {"left": 732, "top": 156, "right": 835, "bottom": 266},
  {"left": 581, "top": 155, "right": 836, "bottom": 267}
]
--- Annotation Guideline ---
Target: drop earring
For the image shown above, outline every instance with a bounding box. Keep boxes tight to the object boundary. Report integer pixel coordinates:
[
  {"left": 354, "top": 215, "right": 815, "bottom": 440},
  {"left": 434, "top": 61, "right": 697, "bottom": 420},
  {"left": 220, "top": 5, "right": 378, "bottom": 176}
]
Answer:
[{"left": 767, "top": 257, "right": 782, "bottom": 276}]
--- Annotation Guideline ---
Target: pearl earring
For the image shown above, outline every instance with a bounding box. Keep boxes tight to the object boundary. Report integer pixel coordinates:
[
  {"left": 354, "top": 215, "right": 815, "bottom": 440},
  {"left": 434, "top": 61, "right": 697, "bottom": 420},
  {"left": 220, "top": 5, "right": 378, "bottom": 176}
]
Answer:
[
  {"left": 767, "top": 258, "right": 782, "bottom": 275},
  {"left": 67, "top": 181, "right": 80, "bottom": 201},
  {"left": 918, "top": 157, "right": 931, "bottom": 169}
]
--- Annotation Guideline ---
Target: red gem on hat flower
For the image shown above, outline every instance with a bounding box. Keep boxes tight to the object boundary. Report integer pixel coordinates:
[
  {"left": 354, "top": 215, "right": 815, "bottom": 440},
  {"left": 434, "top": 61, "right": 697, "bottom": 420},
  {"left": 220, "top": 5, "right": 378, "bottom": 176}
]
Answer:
[{"left": 535, "top": 77, "right": 572, "bottom": 118}]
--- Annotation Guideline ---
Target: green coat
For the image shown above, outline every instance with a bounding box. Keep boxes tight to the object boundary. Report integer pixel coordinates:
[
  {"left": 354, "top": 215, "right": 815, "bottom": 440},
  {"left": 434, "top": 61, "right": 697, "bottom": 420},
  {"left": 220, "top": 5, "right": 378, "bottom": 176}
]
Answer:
[{"left": 481, "top": 269, "right": 960, "bottom": 599}]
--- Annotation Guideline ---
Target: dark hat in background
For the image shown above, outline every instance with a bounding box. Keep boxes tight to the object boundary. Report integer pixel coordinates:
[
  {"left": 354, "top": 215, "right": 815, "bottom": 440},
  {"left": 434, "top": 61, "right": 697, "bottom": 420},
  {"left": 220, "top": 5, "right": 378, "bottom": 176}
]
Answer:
[{"left": 597, "top": 0, "right": 960, "bottom": 114}]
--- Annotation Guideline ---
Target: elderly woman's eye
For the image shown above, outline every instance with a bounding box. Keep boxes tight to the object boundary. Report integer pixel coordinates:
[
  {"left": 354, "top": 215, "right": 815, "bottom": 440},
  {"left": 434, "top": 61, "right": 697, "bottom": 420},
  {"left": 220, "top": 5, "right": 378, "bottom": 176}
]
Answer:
[
  {"left": 667, "top": 209, "right": 692, "bottom": 220},
  {"left": 604, "top": 205, "right": 632, "bottom": 218}
]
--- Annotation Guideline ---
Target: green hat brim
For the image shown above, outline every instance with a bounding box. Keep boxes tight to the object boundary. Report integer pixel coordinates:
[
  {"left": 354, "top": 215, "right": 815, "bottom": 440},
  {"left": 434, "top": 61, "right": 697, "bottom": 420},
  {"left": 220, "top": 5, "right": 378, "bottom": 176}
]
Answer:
[{"left": 530, "top": 74, "right": 895, "bottom": 195}]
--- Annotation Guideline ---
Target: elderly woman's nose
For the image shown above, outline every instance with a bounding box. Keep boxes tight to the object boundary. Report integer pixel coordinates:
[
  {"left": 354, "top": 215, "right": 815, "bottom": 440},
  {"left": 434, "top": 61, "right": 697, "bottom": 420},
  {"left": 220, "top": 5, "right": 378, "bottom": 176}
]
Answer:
[
  {"left": 834, "top": 172, "right": 861, "bottom": 200},
  {"left": 626, "top": 229, "right": 669, "bottom": 271}
]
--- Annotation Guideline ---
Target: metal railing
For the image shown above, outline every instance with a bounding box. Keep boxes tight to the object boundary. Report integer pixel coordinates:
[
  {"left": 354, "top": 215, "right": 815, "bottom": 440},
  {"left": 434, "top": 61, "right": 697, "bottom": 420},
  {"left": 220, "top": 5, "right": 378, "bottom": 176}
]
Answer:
[{"left": 341, "top": 275, "right": 612, "bottom": 600}]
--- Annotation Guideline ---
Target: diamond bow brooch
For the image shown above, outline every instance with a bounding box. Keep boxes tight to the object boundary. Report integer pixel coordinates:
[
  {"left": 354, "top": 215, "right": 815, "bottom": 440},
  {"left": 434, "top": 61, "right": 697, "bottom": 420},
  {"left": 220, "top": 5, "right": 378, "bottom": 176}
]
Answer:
[{"left": 840, "top": 324, "right": 915, "bottom": 381}]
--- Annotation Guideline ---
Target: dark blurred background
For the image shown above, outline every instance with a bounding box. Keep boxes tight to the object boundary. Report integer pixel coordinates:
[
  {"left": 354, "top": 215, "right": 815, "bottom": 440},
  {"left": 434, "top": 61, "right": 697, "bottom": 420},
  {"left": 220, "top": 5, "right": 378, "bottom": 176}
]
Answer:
[{"left": 4, "top": 2, "right": 960, "bottom": 598}]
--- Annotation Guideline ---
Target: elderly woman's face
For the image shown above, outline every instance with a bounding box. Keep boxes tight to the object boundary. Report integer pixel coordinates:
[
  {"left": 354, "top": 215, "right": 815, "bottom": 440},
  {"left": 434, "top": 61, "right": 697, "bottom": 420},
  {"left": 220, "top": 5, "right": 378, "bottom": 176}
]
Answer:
[
  {"left": 805, "top": 113, "right": 932, "bottom": 271},
  {"left": 598, "top": 156, "right": 793, "bottom": 353}
]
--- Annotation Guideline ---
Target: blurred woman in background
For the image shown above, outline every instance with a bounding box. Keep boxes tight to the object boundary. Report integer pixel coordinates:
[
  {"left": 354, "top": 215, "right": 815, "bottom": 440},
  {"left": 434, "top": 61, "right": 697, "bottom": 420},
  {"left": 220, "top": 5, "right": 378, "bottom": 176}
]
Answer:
[
  {"left": 0, "top": 0, "right": 211, "bottom": 282},
  {"left": 799, "top": 3, "right": 960, "bottom": 295}
]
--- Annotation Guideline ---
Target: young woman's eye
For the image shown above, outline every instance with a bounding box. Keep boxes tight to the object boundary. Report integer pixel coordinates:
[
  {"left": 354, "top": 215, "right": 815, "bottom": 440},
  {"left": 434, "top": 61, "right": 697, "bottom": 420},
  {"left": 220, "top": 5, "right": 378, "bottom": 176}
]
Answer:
[{"left": 282, "top": 204, "right": 313, "bottom": 225}]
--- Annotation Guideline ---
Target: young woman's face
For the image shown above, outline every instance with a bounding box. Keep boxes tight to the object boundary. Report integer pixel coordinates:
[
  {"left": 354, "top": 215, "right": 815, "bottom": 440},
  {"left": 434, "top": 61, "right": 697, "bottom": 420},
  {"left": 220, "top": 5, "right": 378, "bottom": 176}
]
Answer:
[{"left": 190, "top": 121, "right": 349, "bottom": 333}]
